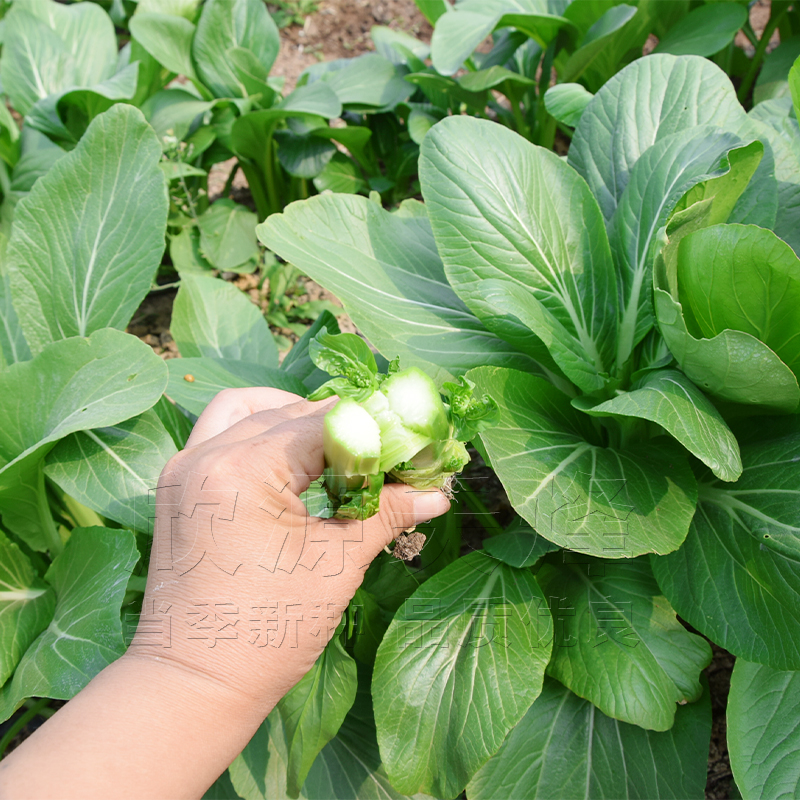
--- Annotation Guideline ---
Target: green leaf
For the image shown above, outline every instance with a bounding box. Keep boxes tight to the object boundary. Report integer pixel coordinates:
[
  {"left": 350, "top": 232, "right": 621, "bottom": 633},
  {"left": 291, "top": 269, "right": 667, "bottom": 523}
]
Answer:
[
  {"left": 537, "top": 554, "right": 711, "bottom": 730},
  {"left": 197, "top": 199, "right": 259, "bottom": 271},
  {"left": 420, "top": 116, "right": 617, "bottom": 382},
  {"left": 312, "top": 152, "right": 366, "bottom": 195},
  {"left": 152, "top": 395, "right": 195, "bottom": 449},
  {"left": 482, "top": 516, "right": 558, "bottom": 568},
  {"left": 44, "top": 410, "right": 178, "bottom": 534},
  {"left": 280, "top": 82, "right": 343, "bottom": 118},
  {"left": 457, "top": 65, "right": 535, "bottom": 93},
  {"left": 652, "top": 2, "right": 746, "bottom": 57},
  {"left": 192, "top": 0, "right": 280, "bottom": 98},
  {"left": 0, "top": 527, "right": 138, "bottom": 722},
  {"left": 677, "top": 224, "right": 800, "bottom": 381},
  {"left": 27, "top": 62, "right": 141, "bottom": 144},
  {"left": 143, "top": 88, "right": 216, "bottom": 141},
  {"left": 728, "top": 659, "right": 800, "bottom": 800},
  {"left": 372, "top": 25, "right": 430, "bottom": 66},
  {"left": 577, "top": 368, "right": 742, "bottom": 482},
  {"left": 277, "top": 632, "right": 357, "bottom": 797},
  {"left": 652, "top": 420, "right": 800, "bottom": 670},
  {"left": 274, "top": 130, "right": 337, "bottom": 179},
  {"left": 257, "top": 193, "right": 538, "bottom": 385},
  {"left": 171, "top": 274, "right": 278, "bottom": 366},
  {"left": 610, "top": 129, "right": 754, "bottom": 363},
  {"left": 754, "top": 36, "right": 800, "bottom": 105},
  {"left": 791, "top": 54, "right": 800, "bottom": 119},
  {"left": 746, "top": 99, "right": 800, "bottom": 256},
  {"left": 470, "top": 279, "right": 604, "bottom": 393},
  {"left": 655, "top": 226, "right": 800, "bottom": 413},
  {"left": 0, "top": 329, "right": 168, "bottom": 551},
  {"left": 130, "top": 12, "right": 198, "bottom": 82},
  {"left": 569, "top": 54, "right": 746, "bottom": 224},
  {"left": 469, "top": 366, "right": 698, "bottom": 558},
  {"left": 0, "top": 533, "right": 55, "bottom": 687},
  {"left": 309, "top": 54, "right": 413, "bottom": 110},
  {"left": 0, "top": 272, "right": 31, "bottom": 367},
  {"left": 560, "top": 3, "right": 638, "bottom": 82},
  {"left": 467, "top": 675, "right": 711, "bottom": 800},
  {"left": 0, "top": 0, "right": 117, "bottom": 116},
  {"left": 230, "top": 677, "right": 431, "bottom": 800},
  {"left": 7, "top": 105, "right": 169, "bottom": 355},
  {"left": 373, "top": 550, "right": 553, "bottom": 799},
  {"left": 170, "top": 226, "right": 215, "bottom": 274},
  {"left": 543, "top": 82, "right": 593, "bottom": 127},
  {"left": 160, "top": 161, "right": 208, "bottom": 181},
  {"left": 430, "top": 1, "right": 573, "bottom": 75},
  {"left": 167, "top": 357, "right": 306, "bottom": 416},
  {"left": 281, "top": 311, "right": 341, "bottom": 393}
]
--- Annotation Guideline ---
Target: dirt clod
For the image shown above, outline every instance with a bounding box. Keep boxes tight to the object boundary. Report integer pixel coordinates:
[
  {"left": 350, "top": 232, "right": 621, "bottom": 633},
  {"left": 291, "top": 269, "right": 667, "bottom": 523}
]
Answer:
[{"left": 393, "top": 529, "right": 427, "bottom": 561}]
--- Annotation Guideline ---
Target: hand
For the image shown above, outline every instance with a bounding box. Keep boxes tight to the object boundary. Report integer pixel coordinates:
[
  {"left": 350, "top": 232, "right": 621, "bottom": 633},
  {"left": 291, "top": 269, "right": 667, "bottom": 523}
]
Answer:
[
  {"left": 0, "top": 388, "right": 450, "bottom": 800},
  {"left": 129, "top": 387, "right": 451, "bottom": 711}
]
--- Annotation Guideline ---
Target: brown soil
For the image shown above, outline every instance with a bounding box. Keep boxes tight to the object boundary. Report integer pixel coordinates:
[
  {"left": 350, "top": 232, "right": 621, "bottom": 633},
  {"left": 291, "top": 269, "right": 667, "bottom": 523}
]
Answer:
[{"left": 706, "top": 645, "right": 737, "bottom": 799}]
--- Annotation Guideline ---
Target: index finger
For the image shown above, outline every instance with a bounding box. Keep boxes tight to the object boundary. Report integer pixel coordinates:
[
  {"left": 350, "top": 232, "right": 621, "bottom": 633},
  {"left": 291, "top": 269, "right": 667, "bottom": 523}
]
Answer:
[{"left": 185, "top": 387, "right": 305, "bottom": 448}]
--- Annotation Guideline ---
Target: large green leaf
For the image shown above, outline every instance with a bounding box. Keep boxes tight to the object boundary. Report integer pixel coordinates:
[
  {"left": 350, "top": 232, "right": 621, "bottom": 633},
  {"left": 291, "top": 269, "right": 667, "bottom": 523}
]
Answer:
[
  {"left": 167, "top": 358, "right": 306, "bottom": 417},
  {"left": 677, "top": 224, "right": 800, "bottom": 379},
  {"left": 44, "top": 410, "right": 178, "bottom": 534},
  {"left": 577, "top": 368, "right": 742, "bottom": 482},
  {"left": 230, "top": 679, "right": 431, "bottom": 800},
  {"left": 191, "top": 0, "right": 279, "bottom": 98},
  {"left": 171, "top": 274, "right": 278, "bottom": 366},
  {"left": 536, "top": 554, "right": 711, "bottom": 731},
  {"left": 609, "top": 128, "right": 754, "bottom": 364},
  {"left": 197, "top": 199, "right": 259, "bottom": 271},
  {"left": 728, "top": 659, "right": 800, "bottom": 800},
  {"left": 569, "top": 54, "right": 746, "bottom": 224},
  {"left": 257, "top": 193, "right": 538, "bottom": 384},
  {"left": 372, "top": 550, "right": 553, "bottom": 799},
  {"left": 430, "top": 0, "right": 573, "bottom": 75},
  {"left": 654, "top": 225, "right": 800, "bottom": 413},
  {"left": 306, "top": 54, "right": 413, "bottom": 110},
  {"left": 652, "top": 420, "right": 800, "bottom": 670},
  {"left": 277, "top": 632, "right": 357, "bottom": 797},
  {"left": 469, "top": 367, "right": 698, "bottom": 557},
  {"left": 129, "top": 12, "right": 198, "bottom": 83},
  {"left": 467, "top": 675, "right": 711, "bottom": 800},
  {"left": 7, "top": 105, "right": 169, "bottom": 355},
  {"left": 0, "top": 533, "right": 54, "bottom": 687},
  {"left": 0, "top": 0, "right": 117, "bottom": 116},
  {"left": 0, "top": 527, "right": 138, "bottom": 722},
  {"left": 420, "top": 116, "right": 617, "bottom": 386},
  {"left": 652, "top": 2, "right": 746, "bottom": 57},
  {"left": 0, "top": 329, "right": 168, "bottom": 551}
]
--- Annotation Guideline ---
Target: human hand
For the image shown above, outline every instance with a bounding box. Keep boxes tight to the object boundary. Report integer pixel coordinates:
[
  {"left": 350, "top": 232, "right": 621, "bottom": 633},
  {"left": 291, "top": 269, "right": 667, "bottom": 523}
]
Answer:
[{"left": 127, "top": 387, "right": 451, "bottom": 715}]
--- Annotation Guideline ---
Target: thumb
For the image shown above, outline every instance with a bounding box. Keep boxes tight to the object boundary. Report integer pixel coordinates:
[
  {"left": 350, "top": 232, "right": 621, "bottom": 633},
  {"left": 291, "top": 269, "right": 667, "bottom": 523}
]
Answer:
[{"left": 357, "top": 483, "right": 451, "bottom": 562}]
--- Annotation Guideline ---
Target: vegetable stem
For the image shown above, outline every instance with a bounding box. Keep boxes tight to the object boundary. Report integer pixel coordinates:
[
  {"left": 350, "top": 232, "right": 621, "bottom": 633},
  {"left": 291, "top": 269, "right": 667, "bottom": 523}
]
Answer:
[
  {"left": 459, "top": 488, "right": 505, "bottom": 538},
  {"left": 0, "top": 698, "right": 50, "bottom": 759},
  {"left": 738, "top": 8, "right": 787, "bottom": 105}
]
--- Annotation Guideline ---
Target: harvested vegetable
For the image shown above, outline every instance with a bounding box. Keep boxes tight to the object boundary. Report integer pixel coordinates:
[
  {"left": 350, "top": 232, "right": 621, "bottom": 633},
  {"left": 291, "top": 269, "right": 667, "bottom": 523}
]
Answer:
[{"left": 308, "top": 328, "right": 498, "bottom": 520}]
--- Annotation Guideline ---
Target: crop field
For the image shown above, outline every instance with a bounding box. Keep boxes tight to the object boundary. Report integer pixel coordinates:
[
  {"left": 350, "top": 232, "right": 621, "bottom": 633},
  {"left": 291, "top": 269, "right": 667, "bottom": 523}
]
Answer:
[{"left": 0, "top": 1, "right": 798, "bottom": 799}]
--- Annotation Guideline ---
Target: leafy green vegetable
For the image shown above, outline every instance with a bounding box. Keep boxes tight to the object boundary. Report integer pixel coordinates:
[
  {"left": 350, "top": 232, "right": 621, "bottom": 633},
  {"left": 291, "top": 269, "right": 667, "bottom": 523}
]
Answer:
[{"left": 309, "top": 329, "right": 497, "bottom": 519}]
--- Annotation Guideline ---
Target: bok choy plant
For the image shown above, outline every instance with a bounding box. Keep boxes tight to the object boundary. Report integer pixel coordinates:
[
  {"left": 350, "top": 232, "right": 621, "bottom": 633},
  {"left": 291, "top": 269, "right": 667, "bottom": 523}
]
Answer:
[
  {"left": 307, "top": 328, "right": 498, "bottom": 519},
  {"left": 256, "top": 53, "right": 800, "bottom": 799}
]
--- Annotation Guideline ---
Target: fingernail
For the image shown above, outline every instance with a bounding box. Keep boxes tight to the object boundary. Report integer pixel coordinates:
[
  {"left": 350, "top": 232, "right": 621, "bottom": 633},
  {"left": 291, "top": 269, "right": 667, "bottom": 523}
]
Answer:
[{"left": 413, "top": 491, "right": 450, "bottom": 521}]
